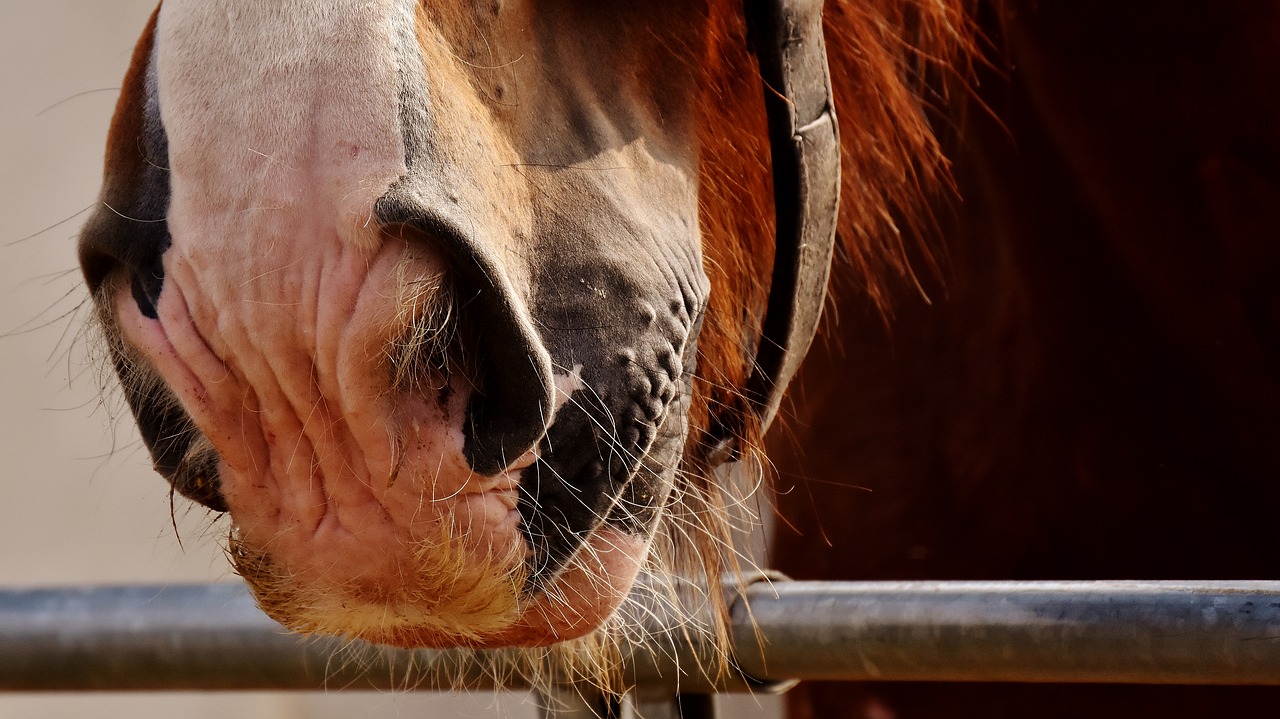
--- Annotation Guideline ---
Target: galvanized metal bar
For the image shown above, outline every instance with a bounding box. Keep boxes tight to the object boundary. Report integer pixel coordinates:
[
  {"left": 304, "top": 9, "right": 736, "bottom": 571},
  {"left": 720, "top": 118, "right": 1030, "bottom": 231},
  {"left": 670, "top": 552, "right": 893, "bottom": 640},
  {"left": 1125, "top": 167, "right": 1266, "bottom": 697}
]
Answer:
[
  {"left": 0, "top": 584, "right": 499, "bottom": 692},
  {"left": 732, "top": 580, "right": 1280, "bottom": 685},
  {"left": 1, "top": 581, "right": 1278, "bottom": 692}
]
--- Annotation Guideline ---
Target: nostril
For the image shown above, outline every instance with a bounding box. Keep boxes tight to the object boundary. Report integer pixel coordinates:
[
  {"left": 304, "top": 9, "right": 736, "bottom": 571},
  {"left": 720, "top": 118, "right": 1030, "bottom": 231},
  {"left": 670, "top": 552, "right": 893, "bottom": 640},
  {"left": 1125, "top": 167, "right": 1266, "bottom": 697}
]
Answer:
[
  {"left": 375, "top": 204, "right": 556, "bottom": 478},
  {"left": 129, "top": 256, "right": 165, "bottom": 320}
]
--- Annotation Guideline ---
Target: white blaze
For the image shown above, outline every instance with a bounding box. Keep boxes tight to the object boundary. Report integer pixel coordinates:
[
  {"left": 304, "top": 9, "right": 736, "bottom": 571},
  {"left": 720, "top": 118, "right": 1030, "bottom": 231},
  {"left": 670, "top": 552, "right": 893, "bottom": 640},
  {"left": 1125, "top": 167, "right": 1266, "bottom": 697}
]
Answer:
[{"left": 155, "top": 0, "right": 418, "bottom": 249}]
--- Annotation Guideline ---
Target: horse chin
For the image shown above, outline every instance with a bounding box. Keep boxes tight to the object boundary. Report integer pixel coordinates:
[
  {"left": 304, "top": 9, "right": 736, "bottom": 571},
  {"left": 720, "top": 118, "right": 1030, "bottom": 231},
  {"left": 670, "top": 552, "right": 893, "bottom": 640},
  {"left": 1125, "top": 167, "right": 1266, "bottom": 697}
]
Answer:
[
  {"left": 198, "top": 392, "right": 650, "bottom": 648},
  {"left": 220, "top": 450, "right": 521, "bottom": 640},
  {"left": 374, "top": 527, "right": 651, "bottom": 649},
  {"left": 225, "top": 473, "right": 650, "bottom": 649},
  {"left": 214, "top": 408, "right": 648, "bottom": 647}
]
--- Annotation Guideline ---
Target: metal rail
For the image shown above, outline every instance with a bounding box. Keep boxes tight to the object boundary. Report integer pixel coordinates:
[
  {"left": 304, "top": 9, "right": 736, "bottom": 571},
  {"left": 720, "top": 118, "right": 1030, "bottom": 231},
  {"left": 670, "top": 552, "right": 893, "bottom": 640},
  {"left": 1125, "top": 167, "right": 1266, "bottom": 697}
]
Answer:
[
  {"left": 1, "top": 580, "right": 1278, "bottom": 692},
  {"left": 734, "top": 580, "right": 1280, "bottom": 685}
]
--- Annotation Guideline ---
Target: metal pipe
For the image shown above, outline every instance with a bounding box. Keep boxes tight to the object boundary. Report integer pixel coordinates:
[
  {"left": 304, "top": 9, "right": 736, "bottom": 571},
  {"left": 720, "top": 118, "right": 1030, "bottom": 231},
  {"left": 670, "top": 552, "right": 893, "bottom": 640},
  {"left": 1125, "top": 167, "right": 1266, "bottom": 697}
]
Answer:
[
  {"left": 0, "top": 584, "right": 498, "bottom": 692},
  {"left": 1, "top": 581, "right": 1278, "bottom": 692},
  {"left": 732, "top": 580, "right": 1280, "bottom": 685}
]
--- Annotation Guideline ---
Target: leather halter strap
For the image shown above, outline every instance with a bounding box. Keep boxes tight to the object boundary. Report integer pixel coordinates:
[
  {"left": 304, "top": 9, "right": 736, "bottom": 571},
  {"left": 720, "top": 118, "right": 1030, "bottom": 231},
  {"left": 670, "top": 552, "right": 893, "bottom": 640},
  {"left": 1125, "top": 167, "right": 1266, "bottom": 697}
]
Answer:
[{"left": 744, "top": 0, "right": 841, "bottom": 432}]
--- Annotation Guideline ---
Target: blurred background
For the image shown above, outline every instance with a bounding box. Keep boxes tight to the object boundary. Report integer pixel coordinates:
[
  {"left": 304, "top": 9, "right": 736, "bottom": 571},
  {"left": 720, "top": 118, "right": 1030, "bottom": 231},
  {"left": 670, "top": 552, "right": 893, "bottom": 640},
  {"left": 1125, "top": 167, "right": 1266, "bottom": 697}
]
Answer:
[{"left": 0, "top": 2, "right": 779, "bottom": 717}]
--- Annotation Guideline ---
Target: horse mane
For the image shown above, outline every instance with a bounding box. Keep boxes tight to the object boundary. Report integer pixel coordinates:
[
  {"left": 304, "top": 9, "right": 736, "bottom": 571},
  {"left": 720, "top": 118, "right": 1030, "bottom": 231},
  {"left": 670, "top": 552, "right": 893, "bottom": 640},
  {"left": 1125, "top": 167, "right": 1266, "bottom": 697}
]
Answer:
[
  {"left": 693, "top": 0, "right": 976, "bottom": 436},
  {"left": 666, "top": 0, "right": 977, "bottom": 640}
]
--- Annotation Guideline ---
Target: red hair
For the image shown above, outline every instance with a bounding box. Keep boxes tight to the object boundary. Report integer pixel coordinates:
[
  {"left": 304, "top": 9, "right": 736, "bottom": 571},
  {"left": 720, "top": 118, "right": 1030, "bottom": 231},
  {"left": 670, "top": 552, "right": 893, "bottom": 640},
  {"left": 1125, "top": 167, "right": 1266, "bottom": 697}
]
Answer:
[
  {"left": 692, "top": 0, "right": 977, "bottom": 444},
  {"left": 665, "top": 0, "right": 978, "bottom": 650}
]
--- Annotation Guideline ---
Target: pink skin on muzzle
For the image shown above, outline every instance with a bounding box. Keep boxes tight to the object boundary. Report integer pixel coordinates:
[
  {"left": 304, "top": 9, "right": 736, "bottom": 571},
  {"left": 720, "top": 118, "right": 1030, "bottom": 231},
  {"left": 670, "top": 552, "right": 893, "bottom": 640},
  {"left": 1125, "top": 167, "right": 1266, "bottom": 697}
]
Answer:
[{"left": 112, "top": 230, "right": 650, "bottom": 646}]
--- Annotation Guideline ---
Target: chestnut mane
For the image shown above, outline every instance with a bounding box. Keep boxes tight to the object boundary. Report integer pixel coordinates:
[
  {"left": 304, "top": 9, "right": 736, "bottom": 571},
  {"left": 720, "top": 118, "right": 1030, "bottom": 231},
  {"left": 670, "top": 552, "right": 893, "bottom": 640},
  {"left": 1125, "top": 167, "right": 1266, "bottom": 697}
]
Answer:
[
  {"left": 655, "top": 0, "right": 977, "bottom": 631},
  {"left": 694, "top": 0, "right": 977, "bottom": 438}
]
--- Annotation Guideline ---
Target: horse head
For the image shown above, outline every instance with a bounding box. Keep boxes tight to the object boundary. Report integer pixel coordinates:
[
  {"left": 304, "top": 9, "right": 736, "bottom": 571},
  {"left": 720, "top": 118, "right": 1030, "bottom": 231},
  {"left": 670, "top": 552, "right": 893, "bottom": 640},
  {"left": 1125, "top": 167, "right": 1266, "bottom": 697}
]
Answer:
[{"left": 79, "top": 0, "right": 968, "bottom": 654}]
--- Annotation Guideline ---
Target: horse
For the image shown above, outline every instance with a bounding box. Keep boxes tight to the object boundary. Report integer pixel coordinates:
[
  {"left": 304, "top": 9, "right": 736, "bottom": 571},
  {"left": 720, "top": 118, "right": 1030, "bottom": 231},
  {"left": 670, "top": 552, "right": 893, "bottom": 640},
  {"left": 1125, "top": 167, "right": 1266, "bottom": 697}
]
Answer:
[
  {"left": 78, "top": 0, "right": 1280, "bottom": 713},
  {"left": 770, "top": 2, "right": 1280, "bottom": 717},
  {"left": 78, "top": 0, "right": 974, "bottom": 671}
]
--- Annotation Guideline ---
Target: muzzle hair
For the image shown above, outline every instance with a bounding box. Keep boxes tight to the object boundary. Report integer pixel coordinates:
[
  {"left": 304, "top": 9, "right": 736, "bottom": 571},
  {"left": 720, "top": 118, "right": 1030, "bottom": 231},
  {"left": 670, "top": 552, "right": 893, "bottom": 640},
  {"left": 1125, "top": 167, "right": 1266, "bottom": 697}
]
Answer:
[
  {"left": 384, "top": 241, "right": 459, "bottom": 398},
  {"left": 229, "top": 514, "right": 530, "bottom": 646}
]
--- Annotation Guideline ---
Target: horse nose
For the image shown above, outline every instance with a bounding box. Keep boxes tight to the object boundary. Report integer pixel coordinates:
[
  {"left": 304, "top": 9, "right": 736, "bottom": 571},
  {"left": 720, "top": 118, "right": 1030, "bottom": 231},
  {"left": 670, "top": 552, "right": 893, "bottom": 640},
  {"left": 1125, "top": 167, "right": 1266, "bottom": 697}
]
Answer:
[{"left": 378, "top": 196, "right": 556, "bottom": 477}]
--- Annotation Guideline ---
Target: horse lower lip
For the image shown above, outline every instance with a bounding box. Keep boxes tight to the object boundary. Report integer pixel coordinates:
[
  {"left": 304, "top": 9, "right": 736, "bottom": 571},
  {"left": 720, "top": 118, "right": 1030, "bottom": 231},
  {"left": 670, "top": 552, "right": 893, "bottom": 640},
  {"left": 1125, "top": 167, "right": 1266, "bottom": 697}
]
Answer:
[{"left": 450, "top": 487, "right": 520, "bottom": 515}]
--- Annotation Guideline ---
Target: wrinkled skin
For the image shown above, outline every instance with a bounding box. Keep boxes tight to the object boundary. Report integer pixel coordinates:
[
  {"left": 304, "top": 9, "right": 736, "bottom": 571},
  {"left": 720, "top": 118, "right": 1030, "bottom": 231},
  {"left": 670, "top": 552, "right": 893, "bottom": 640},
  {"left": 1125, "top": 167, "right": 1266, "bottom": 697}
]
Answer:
[{"left": 80, "top": 0, "right": 713, "bottom": 647}]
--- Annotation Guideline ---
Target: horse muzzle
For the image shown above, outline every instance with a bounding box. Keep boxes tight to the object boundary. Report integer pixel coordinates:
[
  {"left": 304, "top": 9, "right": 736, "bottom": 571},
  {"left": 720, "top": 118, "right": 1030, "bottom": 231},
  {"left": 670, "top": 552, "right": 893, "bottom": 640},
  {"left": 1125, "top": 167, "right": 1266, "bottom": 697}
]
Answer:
[{"left": 78, "top": 0, "right": 710, "bottom": 648}]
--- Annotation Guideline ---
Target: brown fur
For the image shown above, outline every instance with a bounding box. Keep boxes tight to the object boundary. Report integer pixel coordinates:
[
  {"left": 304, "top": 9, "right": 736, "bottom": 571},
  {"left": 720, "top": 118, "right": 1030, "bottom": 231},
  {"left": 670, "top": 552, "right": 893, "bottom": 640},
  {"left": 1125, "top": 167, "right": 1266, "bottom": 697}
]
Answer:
[
  {"left": 679, "top": 0, "right": 976, "bottom": 640},
  {"left": 691, "top": 0, "right": 977, "bottom": 444}
]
